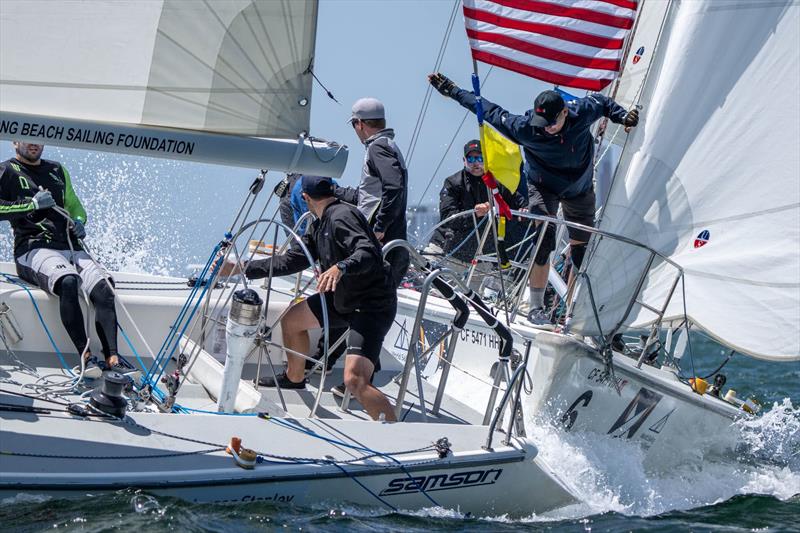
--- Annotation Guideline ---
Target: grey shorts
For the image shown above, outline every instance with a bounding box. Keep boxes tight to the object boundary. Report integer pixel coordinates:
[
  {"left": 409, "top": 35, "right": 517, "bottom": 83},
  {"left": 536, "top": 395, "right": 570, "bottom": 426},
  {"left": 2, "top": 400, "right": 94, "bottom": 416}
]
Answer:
[{"left": 16, "top": 248, "right": 112, "bottom": 295}]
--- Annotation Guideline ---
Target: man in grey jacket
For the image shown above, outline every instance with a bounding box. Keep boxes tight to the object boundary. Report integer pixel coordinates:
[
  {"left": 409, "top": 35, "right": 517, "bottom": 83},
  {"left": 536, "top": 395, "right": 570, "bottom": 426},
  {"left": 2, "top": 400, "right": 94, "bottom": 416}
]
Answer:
[{"left": 336, "top": 98, "right": 409, "bottom": 287}]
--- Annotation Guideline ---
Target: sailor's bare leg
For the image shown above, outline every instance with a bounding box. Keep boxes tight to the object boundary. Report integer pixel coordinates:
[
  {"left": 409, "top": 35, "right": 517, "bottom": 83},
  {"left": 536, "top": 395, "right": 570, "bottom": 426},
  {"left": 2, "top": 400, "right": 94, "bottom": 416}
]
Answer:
[
  {"left": 280, "top": 301, "right": 317, "bottom": 383},
  {"left": 344, "top": 354, "right": 396, "bottom": 421}
]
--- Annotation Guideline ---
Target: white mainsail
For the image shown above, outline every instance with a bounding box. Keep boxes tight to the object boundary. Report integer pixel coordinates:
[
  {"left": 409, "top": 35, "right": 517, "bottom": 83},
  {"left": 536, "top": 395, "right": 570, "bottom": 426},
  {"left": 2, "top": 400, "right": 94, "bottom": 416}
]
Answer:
[
  {"left": 570, "top": 0, "right": 800, "bottom": 361},
  {"left": 0, "top": 0, "right": 347, "bottom": 176}
]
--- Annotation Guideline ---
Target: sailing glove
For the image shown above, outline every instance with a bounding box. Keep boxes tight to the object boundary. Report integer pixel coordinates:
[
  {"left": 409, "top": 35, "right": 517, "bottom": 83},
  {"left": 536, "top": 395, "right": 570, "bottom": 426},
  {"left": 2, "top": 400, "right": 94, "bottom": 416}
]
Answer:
[
  {"left": 71, "top": 219, "right": 86, "bottom": 240},
  {"left": 31, "top": 190, "right": 55, "bottom": 210},
  {"left": 429, "top": 72, "right": 457, "bottom": 97},
  {"left": 623, "top": 108, "right": 639, "bottom": 128}
]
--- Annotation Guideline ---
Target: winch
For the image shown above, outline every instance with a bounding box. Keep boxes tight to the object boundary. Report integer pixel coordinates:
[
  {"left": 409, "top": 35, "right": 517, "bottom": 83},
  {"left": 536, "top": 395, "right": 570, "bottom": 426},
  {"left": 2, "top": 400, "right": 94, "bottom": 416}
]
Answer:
[{"left": 90, "top": 371, "right": 129, "bottom": 418}]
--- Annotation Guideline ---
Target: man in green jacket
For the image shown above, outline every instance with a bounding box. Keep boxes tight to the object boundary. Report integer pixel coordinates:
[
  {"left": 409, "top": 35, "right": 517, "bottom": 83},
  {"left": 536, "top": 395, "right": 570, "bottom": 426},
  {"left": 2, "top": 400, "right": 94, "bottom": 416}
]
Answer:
[{"left": 0, "top": 142, "right": 120, "bottom": 377}]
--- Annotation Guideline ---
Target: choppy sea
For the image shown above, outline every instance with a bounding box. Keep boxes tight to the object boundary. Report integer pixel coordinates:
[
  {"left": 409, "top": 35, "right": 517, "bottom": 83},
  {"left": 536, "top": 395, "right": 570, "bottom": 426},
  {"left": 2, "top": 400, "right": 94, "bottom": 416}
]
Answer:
[{"left": 1, "top": 148, "right": 798, "bottom": 531}]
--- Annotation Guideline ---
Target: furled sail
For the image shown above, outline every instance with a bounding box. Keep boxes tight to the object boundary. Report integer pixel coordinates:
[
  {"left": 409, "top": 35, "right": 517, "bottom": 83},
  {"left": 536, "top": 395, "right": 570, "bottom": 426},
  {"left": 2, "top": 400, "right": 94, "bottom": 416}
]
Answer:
[
  {"left": 570, "top": 0, "right": 800, "bottom": 361},
  {"left": 0, "top": 0, "right": 347, "bottom": 176}
]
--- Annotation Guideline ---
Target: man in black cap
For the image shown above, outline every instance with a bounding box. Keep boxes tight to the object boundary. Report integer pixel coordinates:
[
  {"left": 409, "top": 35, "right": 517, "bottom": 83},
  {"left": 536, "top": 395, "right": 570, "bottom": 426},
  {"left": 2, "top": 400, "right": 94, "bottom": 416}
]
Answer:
[
  {"left": 428, "top": 73, "right": 639, "bottom": 324},
  {"left": 221, "top": 175, "right": 397, "bottom": 421},
  {"left": 428, "top": 139, "right": 524, "bottom": 268}
]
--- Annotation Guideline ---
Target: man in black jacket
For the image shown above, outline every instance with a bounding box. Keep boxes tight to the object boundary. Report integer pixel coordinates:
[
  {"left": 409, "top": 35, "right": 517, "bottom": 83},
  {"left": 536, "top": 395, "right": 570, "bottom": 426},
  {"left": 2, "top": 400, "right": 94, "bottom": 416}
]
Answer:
[
  {"left": 0, "top": 142, "right": 120, "bottom": 377},
  {"left": 429, "top": 74, "right": 639, "bottom": 324},
  {"left": 222, "top": 175, "right": 397, "bottom": 421},
  {"left": 430, "top": 139, "right": 525, "bottom": 263},
  {"left": 335, "top": 98, "right": 409, "bottom": 287}
]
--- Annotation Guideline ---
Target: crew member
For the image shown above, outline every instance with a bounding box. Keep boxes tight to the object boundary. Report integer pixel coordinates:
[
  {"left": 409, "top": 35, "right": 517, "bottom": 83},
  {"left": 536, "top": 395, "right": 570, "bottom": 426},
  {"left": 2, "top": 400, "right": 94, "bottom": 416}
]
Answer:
[
  {"left": 335, "top": 97, "right": 409, "bottom": 287},
  {"left": 0, "top": 142, "right": 120, "bottom": 376},
  {"left": 430, "top": 139, "right": 525, "bottom": 264},
  {"left": 221, "top": 175, "right": 397, "bottom": 421},
  {"left": 429, "top": 74, "right": 639, "bottom": 324}
]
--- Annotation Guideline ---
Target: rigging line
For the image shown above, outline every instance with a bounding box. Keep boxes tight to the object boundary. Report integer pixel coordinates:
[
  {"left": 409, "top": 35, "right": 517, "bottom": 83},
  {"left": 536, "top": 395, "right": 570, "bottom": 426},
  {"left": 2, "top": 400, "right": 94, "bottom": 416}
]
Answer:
[
  {"left": 305, "top": 60, "right": 340, "bottom": 104},
  {"left": 405, "top": 0, "right": 461, "bottom": 166},
  {"left": 412, "top": 66, "right": 494, "bottom": 211}
]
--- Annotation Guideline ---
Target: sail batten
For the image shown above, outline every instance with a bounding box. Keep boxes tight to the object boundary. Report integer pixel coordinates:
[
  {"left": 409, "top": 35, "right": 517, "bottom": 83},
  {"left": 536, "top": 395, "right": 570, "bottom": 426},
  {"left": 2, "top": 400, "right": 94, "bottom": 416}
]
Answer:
[{"left": 571, "top": 0, "right": 800, "bottom": 361}]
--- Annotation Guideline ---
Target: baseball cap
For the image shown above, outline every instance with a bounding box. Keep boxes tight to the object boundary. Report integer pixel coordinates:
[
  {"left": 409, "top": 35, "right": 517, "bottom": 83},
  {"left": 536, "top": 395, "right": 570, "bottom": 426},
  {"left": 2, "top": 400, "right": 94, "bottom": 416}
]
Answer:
[
  {"left": 350, "top": 97, "right": 385, "bottom": 123},
  {"left": 301, "top": 175, "right": 335, "bottom": 197},
  {"left": 531, "top": 90, "right": 566, "bottom": 127},
  {"left": 463, "top": 139, "right": 481, "bottom": 156}
]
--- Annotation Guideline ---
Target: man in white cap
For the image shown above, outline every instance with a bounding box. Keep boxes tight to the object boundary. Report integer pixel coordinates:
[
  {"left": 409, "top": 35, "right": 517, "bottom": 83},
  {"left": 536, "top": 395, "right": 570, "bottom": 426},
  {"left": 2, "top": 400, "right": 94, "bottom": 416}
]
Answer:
[{"left": 336, "top": 97, "right": 409, "bottom": 288}]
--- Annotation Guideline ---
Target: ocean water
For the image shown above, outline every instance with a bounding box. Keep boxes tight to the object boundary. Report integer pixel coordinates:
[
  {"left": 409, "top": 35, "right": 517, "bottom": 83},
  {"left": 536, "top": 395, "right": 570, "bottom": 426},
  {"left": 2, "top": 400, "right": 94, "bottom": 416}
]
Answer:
[{"left": 1, "top": 149, "right": 798, "bottom": 531}]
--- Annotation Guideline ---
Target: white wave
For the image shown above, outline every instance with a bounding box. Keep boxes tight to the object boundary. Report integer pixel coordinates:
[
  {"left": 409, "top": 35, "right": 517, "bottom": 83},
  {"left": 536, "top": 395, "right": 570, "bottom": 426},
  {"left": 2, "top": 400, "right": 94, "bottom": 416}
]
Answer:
[
  {"left": 522, "top": 398, "right": 800, "bottom": 521},
  {"left": 0, "top": 492, "right": 51, "bottom": 506}
]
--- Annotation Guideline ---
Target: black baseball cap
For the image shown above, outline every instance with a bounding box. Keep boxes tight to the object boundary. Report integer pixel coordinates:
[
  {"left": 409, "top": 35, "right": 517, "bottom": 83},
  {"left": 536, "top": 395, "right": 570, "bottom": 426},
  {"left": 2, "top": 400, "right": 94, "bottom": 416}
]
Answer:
[
  {"left": 531, "top": 90, "right": 566, "bottom": 127},
  {"left": 301, "top": 175, "right": 334, "bottom": 197},
  {"left": 463, "top": 139, "right": 481, "bottom": 156}
]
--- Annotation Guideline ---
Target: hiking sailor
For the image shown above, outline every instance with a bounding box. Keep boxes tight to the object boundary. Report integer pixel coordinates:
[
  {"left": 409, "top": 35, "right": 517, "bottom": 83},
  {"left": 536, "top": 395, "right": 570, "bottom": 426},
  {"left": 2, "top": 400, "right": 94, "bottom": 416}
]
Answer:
[
  {"left": 429, "top": 74, "right": 639, "bottom": 324},
  {"left": 334, "top": 97, "right": 410, "bottom": 288},
  {"left": 426, "top": 139, "right": 526, "bottom": 287},
  {"left": 0, "top": 142, "right": 121, "bottom": 376},
  {"left": 220, "top": 175, "right": 398, "bottom": 421}
]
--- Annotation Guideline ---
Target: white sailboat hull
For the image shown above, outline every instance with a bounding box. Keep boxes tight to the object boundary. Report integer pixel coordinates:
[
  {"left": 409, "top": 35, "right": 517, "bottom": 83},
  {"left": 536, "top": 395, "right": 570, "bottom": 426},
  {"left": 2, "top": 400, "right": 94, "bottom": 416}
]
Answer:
[
  {"left": 386, "top": 288, "right": 750, "bottom": 471},
  {"left": 526, "top": 332, "right": 745, "bottom": 468},
  {"left": 0, "top": 409, "right": 572, "bottom": 516},
  {"left": 0, "top": 264, "right": 577, "bottom": 517}
]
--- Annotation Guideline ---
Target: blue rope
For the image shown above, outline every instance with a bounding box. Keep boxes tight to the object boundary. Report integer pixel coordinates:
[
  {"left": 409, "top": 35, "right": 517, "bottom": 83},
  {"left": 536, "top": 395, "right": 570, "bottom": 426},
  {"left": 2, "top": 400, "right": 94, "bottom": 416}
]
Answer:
[
  {"left": 118, "top": 325, "right": 147, "bottom": 373},
  {"left": 1, "top": 273, "right": 72, "bottom": 375},
  {"left": 173, "top": 406, "right": 397, "bottom": 510},
  {"left": 330, "top": 462, "right": 398, "bottom": 511},
  {"left": 143, "top": 243, "right": 221, "bottom": 387},
  {"left": 268, "top": 417, "right": 441, "bottom": 508},
  {"left": 143, "top": 243, "right": 220, "bottom": 383}
]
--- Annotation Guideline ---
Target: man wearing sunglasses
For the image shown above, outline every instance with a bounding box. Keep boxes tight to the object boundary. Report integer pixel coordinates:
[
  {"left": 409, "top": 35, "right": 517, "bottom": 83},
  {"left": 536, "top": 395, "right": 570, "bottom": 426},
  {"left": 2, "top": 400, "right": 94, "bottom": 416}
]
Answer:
[
  {"left": 429, "top": 140, "right": 524, "bottom": 268},
  {"left": 429, "top": 73, "right": 639, "bottom": 325}
]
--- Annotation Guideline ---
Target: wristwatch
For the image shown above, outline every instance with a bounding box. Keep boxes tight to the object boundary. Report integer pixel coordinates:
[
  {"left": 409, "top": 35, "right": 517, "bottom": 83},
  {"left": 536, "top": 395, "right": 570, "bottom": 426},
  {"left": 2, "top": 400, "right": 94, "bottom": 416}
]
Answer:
[{"left": 336, "top": 261, "right": 347, "bottom": 274}]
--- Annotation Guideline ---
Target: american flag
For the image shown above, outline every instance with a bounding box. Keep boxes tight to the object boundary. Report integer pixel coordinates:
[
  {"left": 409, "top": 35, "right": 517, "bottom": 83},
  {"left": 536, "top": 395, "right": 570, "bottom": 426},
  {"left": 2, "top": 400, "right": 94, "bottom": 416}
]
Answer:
[{"left": 463, "top": 0, "right": 639, "bottom": 91}]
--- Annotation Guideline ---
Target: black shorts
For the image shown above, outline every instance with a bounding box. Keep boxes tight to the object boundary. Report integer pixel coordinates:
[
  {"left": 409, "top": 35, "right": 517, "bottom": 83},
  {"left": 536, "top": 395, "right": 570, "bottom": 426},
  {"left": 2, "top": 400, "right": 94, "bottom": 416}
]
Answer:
[
  {"left": 529, "top": 185, "right": 596, "bottom": 243},
  {"left": 306, "top": 293, "right": 396, "bottom": 368}
]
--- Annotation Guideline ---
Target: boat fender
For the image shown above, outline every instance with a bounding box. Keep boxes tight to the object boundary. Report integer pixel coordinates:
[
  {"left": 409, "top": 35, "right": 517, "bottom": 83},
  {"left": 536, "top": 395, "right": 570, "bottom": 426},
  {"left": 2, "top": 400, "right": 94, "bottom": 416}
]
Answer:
[
  {"left": 689, "top": 377, "right": 708, "bottom": 395},
  {"left": 226, "top": 437, "right": 257, "bottom": 469}
]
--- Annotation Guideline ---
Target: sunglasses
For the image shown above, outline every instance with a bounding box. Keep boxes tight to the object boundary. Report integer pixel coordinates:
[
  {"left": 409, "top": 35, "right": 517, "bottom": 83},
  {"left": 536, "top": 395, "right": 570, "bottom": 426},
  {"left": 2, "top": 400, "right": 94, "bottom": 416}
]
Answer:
[
  {"left": 466, "top": 155, "right": 483, "bottom": 163},
  {"left": 350, "top": 118, "right": 360, "bottom": 128}
]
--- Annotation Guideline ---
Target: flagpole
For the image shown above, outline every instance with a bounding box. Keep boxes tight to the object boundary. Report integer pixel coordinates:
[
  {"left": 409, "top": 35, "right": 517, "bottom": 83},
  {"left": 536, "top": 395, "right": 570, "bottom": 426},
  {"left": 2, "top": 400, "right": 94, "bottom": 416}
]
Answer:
[{"left": 470, "top": 61, "right": 512, "bottom": 325}]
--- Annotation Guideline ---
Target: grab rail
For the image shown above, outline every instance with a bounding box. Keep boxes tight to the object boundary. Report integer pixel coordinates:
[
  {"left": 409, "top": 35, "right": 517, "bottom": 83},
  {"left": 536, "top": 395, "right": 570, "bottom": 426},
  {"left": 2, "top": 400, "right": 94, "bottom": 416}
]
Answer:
[{"left": 415, "top": 209, "right": 686, "bottom": 349}]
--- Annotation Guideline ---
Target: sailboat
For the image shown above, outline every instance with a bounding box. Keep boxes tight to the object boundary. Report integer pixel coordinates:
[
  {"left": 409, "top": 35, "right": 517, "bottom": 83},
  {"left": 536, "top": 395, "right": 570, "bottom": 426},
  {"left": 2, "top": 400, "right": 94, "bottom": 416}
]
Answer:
[
  {"left": 0, "top": 0, "right": 579, "bottom": 516},
  {"left": 404, "top": 0, "right": 799, "bottom": 470}
]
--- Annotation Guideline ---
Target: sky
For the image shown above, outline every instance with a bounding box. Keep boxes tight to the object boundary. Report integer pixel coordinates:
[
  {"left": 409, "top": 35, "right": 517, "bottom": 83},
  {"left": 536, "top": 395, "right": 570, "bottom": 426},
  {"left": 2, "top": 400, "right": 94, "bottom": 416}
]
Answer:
[{"left": 0, "top": 0, "right": 554, "bottom": 272}]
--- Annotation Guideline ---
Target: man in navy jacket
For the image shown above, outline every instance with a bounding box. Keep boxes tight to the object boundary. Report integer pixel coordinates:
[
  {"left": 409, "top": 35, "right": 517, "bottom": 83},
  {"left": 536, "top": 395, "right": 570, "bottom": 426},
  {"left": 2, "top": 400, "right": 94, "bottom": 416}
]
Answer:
[{"left": 429, "top": 73, "right": 639, "bottom": 324}]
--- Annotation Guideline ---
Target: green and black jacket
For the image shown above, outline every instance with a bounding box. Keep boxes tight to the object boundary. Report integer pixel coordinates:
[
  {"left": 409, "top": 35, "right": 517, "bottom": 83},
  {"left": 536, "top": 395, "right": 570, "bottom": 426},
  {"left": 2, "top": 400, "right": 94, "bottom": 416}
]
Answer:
[{"left": 0, "top": 157, "right": 87, "bottom": 258}]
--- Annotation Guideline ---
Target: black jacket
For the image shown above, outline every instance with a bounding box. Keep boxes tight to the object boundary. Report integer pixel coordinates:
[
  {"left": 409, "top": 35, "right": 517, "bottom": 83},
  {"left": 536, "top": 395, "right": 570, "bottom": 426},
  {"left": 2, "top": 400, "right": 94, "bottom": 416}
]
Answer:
[
  {"left": 432, "top": 168, "right": 525, "bottom": 261},
  {"left": 450, "top": 90, "right": 628, "bottom": 199},
  {"left": 245, "top": 200, "right": 396, "bottom": 314},
  {"left": 0, "top": 158, "right": 87, "bottom": 258}
]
